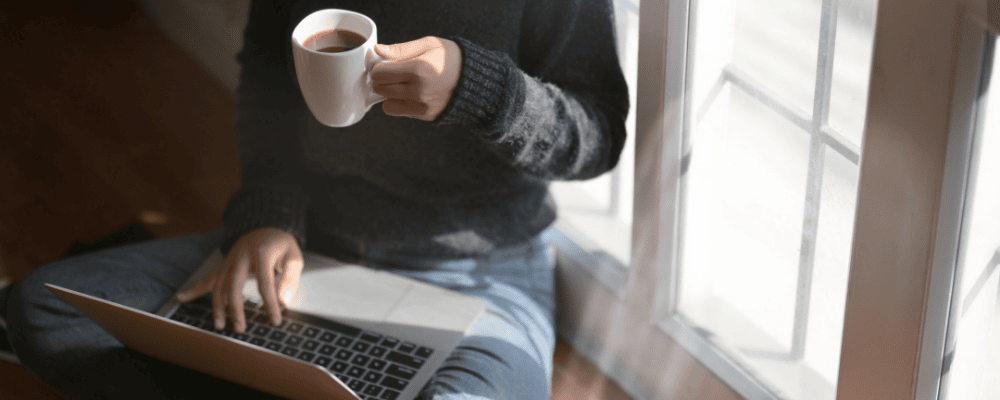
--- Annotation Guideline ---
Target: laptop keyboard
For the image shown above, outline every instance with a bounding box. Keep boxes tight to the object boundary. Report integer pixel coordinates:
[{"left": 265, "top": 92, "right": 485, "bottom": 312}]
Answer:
[{"left": 168, "top": 297, "right": 436, "bottom": 400}]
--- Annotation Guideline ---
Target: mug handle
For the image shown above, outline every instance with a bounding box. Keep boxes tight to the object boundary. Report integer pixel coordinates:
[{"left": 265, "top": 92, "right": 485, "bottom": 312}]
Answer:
[{"left": 365, "top": 51, "right": 387, "bottom": 110}]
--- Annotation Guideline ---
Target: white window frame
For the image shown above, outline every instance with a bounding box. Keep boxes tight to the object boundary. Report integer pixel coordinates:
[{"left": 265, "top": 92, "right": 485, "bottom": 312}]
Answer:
[{"left": 550, "top": 0, "right": 999, "bottom": 399}]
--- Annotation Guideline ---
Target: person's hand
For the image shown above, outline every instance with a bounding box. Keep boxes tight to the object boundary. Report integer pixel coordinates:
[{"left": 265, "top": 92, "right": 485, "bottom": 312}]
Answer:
[
  {"left": 372, "top": 36, "right": 463, "bottom": 121},
  {"left": 175, "top": 227, "right": 303, "bottom": 334}
]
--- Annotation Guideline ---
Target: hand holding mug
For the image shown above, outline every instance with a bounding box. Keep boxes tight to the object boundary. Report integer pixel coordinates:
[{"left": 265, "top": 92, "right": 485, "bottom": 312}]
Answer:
[{"left": 372, "top": 36, "right": 463, "bottom": 122}]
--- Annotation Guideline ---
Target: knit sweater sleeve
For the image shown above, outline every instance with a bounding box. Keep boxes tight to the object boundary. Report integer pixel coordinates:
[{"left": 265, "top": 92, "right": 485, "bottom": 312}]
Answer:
[
  {"left": 435, "top": 0, "right": 629, "bottom": 181},
  {"left": 220, "top": 0, "right": 309, "bottom": 255}
]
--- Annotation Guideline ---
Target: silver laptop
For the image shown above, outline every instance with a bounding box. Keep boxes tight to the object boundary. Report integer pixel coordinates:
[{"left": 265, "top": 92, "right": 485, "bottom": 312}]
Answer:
[{"left": 46, "top": 250, "right": 486, "bottom": 400}]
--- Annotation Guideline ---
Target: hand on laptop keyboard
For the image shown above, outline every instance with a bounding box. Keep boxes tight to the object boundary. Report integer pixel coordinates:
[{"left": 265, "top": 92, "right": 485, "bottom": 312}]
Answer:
[{"left": 175, "top": 227, "right": 303, "bottom": 333}]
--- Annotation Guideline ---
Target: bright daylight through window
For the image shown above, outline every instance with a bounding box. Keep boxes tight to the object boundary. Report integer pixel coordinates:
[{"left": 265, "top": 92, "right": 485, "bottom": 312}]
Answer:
[{"left": 674, "top": 0, "right": 877, "bottom": 398}]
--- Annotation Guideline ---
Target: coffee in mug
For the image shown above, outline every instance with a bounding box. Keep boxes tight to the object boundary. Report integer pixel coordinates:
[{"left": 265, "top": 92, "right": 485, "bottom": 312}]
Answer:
[
  {"left": 303, "top": 29, "right": 367, "bottom": 54},
  {"left": 291, "top": 9, "right": 386, "bottom": 127}
]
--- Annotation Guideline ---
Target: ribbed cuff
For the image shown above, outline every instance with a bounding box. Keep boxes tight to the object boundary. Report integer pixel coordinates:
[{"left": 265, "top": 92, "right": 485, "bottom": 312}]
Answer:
[
  {"left": 435, "top": 36, "right": 521, "bottom": 129},
  {"left": 220, "top": 186, "right": 309, "bottom": 255}
]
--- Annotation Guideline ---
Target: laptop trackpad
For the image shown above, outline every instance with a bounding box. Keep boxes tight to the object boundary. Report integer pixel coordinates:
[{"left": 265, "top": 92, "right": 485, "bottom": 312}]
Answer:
[
  {"left": 243, "top": 264, "right": 410, "bottom": 322},
  {"left": 237, "top": 251, "right": 484, "bottom": 333}
]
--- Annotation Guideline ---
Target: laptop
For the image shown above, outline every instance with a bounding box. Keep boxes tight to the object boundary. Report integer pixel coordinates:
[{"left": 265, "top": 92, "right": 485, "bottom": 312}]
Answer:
[{"left": 45, "top": 249, "right": 486, "bottom": 400}]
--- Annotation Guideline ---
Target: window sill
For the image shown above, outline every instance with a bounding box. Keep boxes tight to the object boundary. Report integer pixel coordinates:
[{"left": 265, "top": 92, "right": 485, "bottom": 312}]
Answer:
[{"left": 546, "top": 183, "right": 632, "bottom": 298}]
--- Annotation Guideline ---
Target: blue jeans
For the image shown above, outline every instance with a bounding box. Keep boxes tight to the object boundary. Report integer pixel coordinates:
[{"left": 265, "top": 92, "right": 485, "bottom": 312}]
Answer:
[{"left": 2, "top": 228, "right": 556, "bottom": 399}]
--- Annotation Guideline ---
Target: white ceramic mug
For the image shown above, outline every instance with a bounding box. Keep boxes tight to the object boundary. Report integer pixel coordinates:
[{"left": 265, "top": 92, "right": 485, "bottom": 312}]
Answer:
[{"left": 292, "top": 9, "right": 386, "bottom": 127}]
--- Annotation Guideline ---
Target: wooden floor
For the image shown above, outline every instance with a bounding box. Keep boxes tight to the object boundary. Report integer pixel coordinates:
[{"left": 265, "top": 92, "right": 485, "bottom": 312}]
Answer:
[{"left": 0, "top": 1, "right": 632, "bottom": 399}]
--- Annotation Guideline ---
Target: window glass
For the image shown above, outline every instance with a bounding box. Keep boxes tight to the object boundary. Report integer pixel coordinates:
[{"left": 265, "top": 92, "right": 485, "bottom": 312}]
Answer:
[{"left": 676, "top": 0, "right": 878, "bottom": 398}]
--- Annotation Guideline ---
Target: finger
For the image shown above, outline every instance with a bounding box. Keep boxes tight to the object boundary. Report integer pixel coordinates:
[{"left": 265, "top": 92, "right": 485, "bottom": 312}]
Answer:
[
  {"left": 276, "top": 252, "right": 303, "bottom": 309},
  {"left": 211, "top": 267, "right": 230, "bottom": 331},
  {"left": 256, "top": 244, "right": 283, "bottom": 326},
  {"left": 228, "top": 252, "right": 251, "bottom": 333},
  {"left": 374, "top": 38, "right": 437, "bottom": 61},
  {"left": 373, "top": 82, "right": 419, "bottom": 101},
  {"left": 176, "top": 272, "right": 217, "bottom": 302},
  {"left": 213, "top": 248, "right": 244, "bottom": 330},
  {"left": 371, "top": 70, "right": 417, "bottom": 85},
  {"left": 371, "top": 59, "right": 427, "bottom": 77},
  {"left": 382, "top": 99, "right": 428, "bottom": 117}
]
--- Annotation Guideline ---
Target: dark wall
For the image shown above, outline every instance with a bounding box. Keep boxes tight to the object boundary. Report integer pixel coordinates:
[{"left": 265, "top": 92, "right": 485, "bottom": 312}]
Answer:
[{"left": 0, "top": 1, "right": 241, "bottom": 280}]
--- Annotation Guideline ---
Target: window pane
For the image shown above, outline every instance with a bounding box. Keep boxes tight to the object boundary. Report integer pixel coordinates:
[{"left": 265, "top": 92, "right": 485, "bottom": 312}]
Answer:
[
  {"left": 681, "top": 84, "right": 810, "bottom": 349},
  {"left": 941, "top": 36, "right": 1000, "bottom": 400},
  {"left": 827, "top": 0, "right": 879, "bottom": 145},
  {"left": 731, "top": 0, "right": 821, "bottom": 118},
  {"left": 676, "top": 0, "right": 877, "bottom": 398}
]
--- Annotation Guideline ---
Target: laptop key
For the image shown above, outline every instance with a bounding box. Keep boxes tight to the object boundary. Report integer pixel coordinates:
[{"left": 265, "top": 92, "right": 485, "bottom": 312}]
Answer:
[
  {"left": 235, "top": 333, "right": 250, "bottom": 342},
  {"left": 363, "top": 371, "right": 382, "bottom": 384},
  {"left": 331, "top": 361, "right": 349, "bottom": 373},
  {"left": 352, "top": 342, "right": 370, "bottom": 353},
  {"left": 269, "top": 331, "right": 287, "bottom": 341},
  {"left": 286, "top": 322, "right": 304, "bottom": 334},
  {"left": 314, "top": 356, "right": 332, "bottom": 368},
  {"left": 265, "top": 342, "right": 283, "bottom": 352},
  {"left": 385, "top": 364, "right": 416, "bottom": 380},
  {"left": 380, "top": 376, "right": 408, "bottom": 391},
  {"left": 250, "top": 337, "right": 267, "bottom": 347},
  {"left": 281, "top": 347, "right": 299, "bottom": 357},
  {"left": 319, "top": 345, "right": 336, "bottom": 356},
  {"left": 414, "top": 347, "right": 433, "bottom": 358},
  {"left": 360, "top": 332, "right": 381, "bottom": 343},
  {"left": 252, "top": 326, "right": 271, "bottom": 337},
  {"left": 336, "top": 337, "right": 353, "bottom": 348},
  {"left": 302, "top": 340, "right": 319, "bottom": 351},
  {"left": 303, "top": 327, "right": 320, "bottom": 338},
  {"left": 347, "top": 366, "right": 365, "bottom": 378},
  {"left": 397, "top": 342, "right": 416, "bottom": 353},
  {"left": 368, "top": 359, "right": 387, "bottom": 371},
  {"left": 385, "top": 351, "right": 424, "bottom": 369},
  {"left": 335, "top": 373, "right": 350, "bottom": 382},
  {"left": 368, "top": 347, "right": 386, "bottom": 358},
  {"left": 335, "top": 349, "right": 354, "bottom": 361},
  {"left": 362, "top": 384, "right": 383, "bottom": 396},
  {"left": 297, "top": 351, "right": 315, "bottom": 362},
  {"left": 379, "top": 389, "right": 400, "bottom": 400},
  {"left": 347, "top": 379, "right": 366, "bottom": 392},
  {"left": 282, "top": 309, "right": 361, "bottom": 337},
  {"left": 352, "top": 354, "right": 371, "bottom": 366},
  {"left": 285, "top": 336, "right": 303, "bottom": 347},
  {"left": 319, "top": 332, "right": 336, "bottom": 342},
  {"left": 379, "top": 337, "right": 399, "bottom": 349}
]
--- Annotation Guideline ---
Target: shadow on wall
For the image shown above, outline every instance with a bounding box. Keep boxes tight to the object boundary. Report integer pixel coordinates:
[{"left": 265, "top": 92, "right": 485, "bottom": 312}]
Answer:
[{"left": 0, "top": 0, "right": 241, "bottom": 280}]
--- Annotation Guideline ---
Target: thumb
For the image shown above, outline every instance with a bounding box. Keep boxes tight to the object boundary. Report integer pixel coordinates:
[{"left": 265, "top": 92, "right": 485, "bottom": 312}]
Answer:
[
  {"left": 374, "top": 38, "right": 436, "bottom": 61},
  {"left": 373, "top": 43, "right": 400, "bottom": 60}
]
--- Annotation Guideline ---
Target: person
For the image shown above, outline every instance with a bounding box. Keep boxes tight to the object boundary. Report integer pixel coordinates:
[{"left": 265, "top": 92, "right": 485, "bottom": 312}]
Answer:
[{"left": 0, "top": 0, "right": 629, "bottom": 398}]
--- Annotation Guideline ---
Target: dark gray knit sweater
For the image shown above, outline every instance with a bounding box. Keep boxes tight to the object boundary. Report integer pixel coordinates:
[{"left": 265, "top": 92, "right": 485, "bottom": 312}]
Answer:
[{"left": 221, "top": 0, "right": 630, "bottom": 259}]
